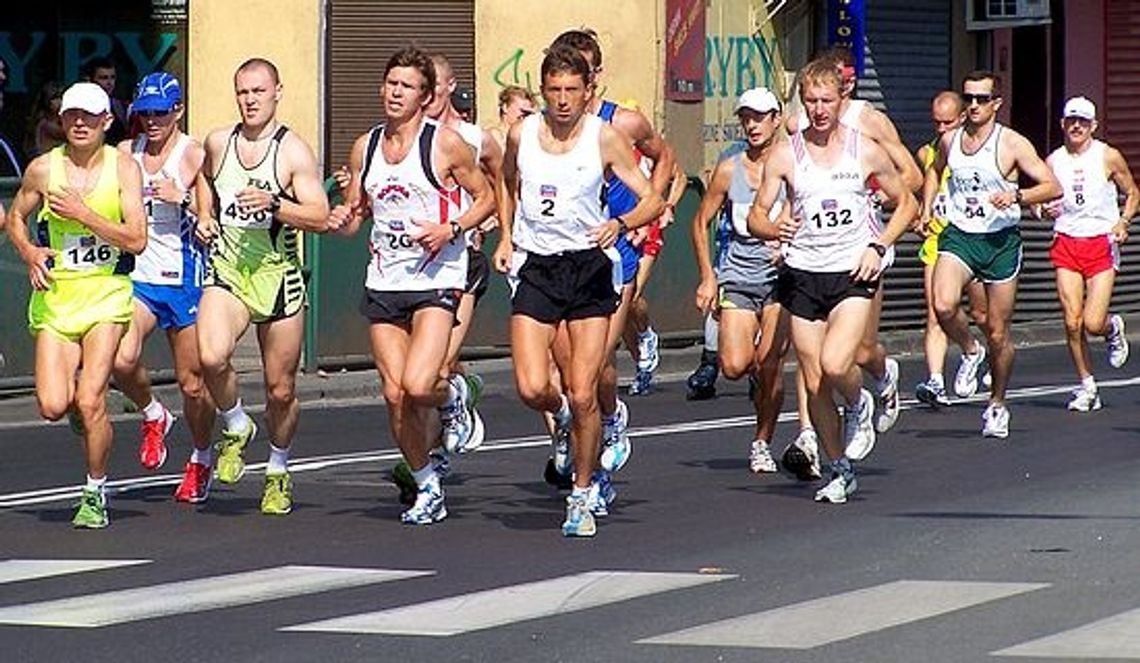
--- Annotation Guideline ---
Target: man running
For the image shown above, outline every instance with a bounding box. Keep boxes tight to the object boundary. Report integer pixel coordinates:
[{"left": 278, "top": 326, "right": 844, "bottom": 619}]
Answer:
[
  {"left": 196, "top": 58, "right": 330, "bottom": 514},
  {"left": 494, "top": 45, "right": 663, "bottom": 536},
  {"left": 110, "top": 72, "right": 217, "bottom": 502},
  {"left": 6, "top": 81, "right": 147, "bottom": 527},
  {"left": 922, "top": 70, "right": 1062, "bottom": 438},
  {"left": 692, "top": 87, "right": 788, "bottom": 475},
  {"left": 914, "top": 90, "right": 989, "bottom": 407},
  {"left": 1040, "top": 96, "right": 1137, "bottom": 410},
  {"left": 329, "top": 46, "right": 493, "bottom": 524},
  {"left": 748, "top": 59, "right": 917, "bottom": 504}
]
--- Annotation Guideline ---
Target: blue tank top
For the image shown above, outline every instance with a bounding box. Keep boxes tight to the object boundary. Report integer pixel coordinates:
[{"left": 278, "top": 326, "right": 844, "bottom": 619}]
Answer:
[{"left": 596, "top": 100, "right": 639, "bottom": 218}]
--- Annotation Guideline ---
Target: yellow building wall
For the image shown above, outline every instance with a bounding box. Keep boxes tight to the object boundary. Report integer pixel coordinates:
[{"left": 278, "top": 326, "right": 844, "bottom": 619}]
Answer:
[
  {"left": 475, "top": 0, "right": 663, "bottom": 133},
  {"left": 187, "top": 0, "right": 323, "bottom": 162}
]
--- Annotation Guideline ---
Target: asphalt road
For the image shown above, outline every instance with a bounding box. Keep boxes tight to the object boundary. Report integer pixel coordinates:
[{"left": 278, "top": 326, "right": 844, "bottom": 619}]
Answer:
[{"left": 2, "top": 343, "right": 1140, "bottom": 662}]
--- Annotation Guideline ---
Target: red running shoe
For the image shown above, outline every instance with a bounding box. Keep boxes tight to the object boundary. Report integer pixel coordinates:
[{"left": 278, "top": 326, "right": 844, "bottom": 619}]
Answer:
[
  {"left": 139, "top": 407, "right": 174, "bottom": 470},
  {"left": 173, "top": 461, "right": 212, "bottom": 503}
]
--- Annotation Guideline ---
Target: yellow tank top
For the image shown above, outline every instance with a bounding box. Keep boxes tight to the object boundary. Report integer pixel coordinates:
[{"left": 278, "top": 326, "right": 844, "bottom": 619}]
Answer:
[
  {"left": 923, "top": 137, "right": 951, "bottom": 235},
  {"left": 38, "top": 145, "right": 129, "bottom": 279}
]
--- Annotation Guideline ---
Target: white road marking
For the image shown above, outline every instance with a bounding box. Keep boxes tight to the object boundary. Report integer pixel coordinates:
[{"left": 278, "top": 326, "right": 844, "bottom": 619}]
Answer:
[
  {"left": 0, "top": 565, "right": 432, "bottom": 628},
  {"left": 282, "top": 570, "right": 735, "bottom": 636},
  {"left": 0, "top": 559, "right": 150, "bottom": 585},
  {"left": 993, "top": 606, "right": 1140, "bottom": 658},
  {"left": 638, "top": 580, "right": 1049, "bottom": 649}
]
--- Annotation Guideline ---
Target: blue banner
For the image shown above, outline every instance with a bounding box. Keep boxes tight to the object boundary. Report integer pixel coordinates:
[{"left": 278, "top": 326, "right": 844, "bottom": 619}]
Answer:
[{"left": 827, "top": 0, "right": 866, "bottom": 77}]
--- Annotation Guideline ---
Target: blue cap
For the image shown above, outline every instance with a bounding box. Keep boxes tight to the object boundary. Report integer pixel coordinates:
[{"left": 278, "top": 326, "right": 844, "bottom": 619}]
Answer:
[{"left": 131, "top": 72, "right": 181, "bottom": 113}]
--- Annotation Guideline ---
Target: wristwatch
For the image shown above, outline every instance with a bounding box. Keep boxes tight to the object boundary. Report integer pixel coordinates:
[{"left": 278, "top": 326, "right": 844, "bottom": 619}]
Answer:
[
  {"left": 867, "top": 242, "right": 887, "bottom": 257},
  {"left": 615, "top": 216, "right": 629, "bottom": 233},
  {"left": 449, "top": 221, "right": 463, "bottom": 243},
  {"left": 269, "top": 193, "right": 282, "bottom": 213},
  {"left": 1014, "top": 189, "right": 1024, "bottom": 204}
]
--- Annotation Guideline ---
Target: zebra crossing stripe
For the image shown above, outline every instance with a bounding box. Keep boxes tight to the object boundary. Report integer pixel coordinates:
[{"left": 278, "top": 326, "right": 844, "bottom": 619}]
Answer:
[
  {"left": 0, "top": 559, "right": 151, "bottom": 585},
  {"left": 0, "top": 565, "right": 432, "bottom": 628},
  {"left": 638, "top": 580, "right": 1049, "bottom": 649},
  {"left": 993, "top": 607, "right": 1140, "bottom": 658},
  {"left": 282, "top": 570, "right": 736, "bottom": 636}
]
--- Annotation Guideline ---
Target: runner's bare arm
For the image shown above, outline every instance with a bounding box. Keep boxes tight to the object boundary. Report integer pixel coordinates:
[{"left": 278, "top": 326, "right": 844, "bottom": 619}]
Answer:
[
  {"left": 194, "top": 129, "right": 229, "bottom": 243},
  {"left": 615, "top": 107, "right": 678, "bottom": 198},
  {"left": 991, "top": 130, "right": 1061, "bottom": 209},
  {"left": 477, "top": 130, "right": 505, "bottom": 233},
  {"left": 1107, "top": 146, "right": 1139, "bottom": 242},
  {"left": 746, "top": 144, "right": 791, "bottom": 241},
  {"left": 177, "top": 141, "right": 208, "bottom": 214},
  {"left": 852, "top": 137, "right": 917, "bottom": 281},
  {"left": 274, "top": 133, "right": 332, "bottom": 232},
  {"left": 692, "top": 158, "right": 733, "bottom": 313},
  {"left": 328, "top": 132, "right": 369, "bottom": 236},
  {"left": 594, "top": 123, "right": 665, "bottom": 249},
  {"left": 865, "top": 109, "right": 924, "bottom": 191},
  {"left": 47, "top": 154, "right": 147, "bottom": 254},
  {"left": 442, "top": 127, "right": 495, "bottom": 234},
  {"left": 921, "top": 133, "right": 952, "bottom": 229},
  {"left": 492, "top": 122, "right": 522, "bottom": 273},
  {"left": 7, "top": 157, "right": 55, "bottom": 289}
]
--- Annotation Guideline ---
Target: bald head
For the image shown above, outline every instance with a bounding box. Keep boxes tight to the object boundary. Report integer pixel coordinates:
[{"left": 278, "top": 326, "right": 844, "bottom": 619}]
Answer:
[{"left": 932, "top": 90, "right": 964, "bottom": 116}]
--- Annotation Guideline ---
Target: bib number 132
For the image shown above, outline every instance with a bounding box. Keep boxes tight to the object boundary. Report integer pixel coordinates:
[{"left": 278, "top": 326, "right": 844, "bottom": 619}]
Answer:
[{"left": 811, "top": 208, "right": 852, "bottom": 228}]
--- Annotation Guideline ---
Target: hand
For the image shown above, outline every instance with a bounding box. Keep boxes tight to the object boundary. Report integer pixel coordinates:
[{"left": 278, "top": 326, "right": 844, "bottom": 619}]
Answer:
[
  {"left": 492, "top": 241, "right": 512, "bottom": 273},
  {"left": 588, "top": 218, "right": 624, "bottom": 249},
  {"left": 695, "top": 277, "right": 718, "bottom": 314},
  {"left": 915, "top": 213, "right": 931, "bottom": 238},
  {"left": 47, "top": 188, "right": 91, "bottom": 225},
  {"left": 235, "top": 187, "right": 274, "bottom": 215},
  {"left": 1112, "top": 219, "right": 1130, "bottom": 244},
  {"left": 1040, "top": 198, "right": 1063, "bottom": 220},
  {"left": 22, "top": 245, "right": 55, "bottom": 290},
  {"left": 766, "top": 241, "right": 785, "bottom": 266},
  {"left": 628, "top": 224, "right": 649, "bottom": 247},
  {"left": 327, "top": 204, "right": 355, "bottom": 234},
  {"left": 990, "top": 190, "right": 1018, "bottom": 210},
  {"left": 195, "top": 215, "right": 219, "bottom": 245},
  {"left": 147, "top": 176, "right": 184, "bottom": 205},
  {"left": 333, "top": 165, "right": 351, "bottom": 193},
  {"left": 658, "top": 204, "right": 675, "bottom": 229},
  {"left": 409, "top": 217, "right": 451, "bottom": 254},
  {"left": 851, "top": 246, "right": 883, "bottom": 283},
  {"left": 777, "top": 214, "right": 802, "bottom": 244}
]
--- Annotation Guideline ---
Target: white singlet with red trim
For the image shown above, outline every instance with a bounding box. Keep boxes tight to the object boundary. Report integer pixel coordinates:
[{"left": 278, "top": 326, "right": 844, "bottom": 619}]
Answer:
[{"left": 1048, "top": 139, "right": 1119, "bottom": 237}]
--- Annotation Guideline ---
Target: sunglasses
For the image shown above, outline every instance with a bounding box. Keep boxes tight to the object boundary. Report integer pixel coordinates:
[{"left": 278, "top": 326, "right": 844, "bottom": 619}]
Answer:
[
  {"left": 962, "top": 93, "right": 994, "bottom": 105},
  {"left": 136, "top": 109, "right": 173, "bottom": 118}
]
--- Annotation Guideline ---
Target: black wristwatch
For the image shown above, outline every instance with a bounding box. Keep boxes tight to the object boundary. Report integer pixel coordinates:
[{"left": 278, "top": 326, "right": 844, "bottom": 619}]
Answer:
[
  {"left": 1014, "top": 189, "right": 1024, "bottom": 204},
  {"left": 867, "top": 242, "right": 887, "bottom": 257},
  {"left": 269, "top": 193, "right": 282, "bottom": 213},
  {"left": 615, "top": 216, "right": 629, "bottom": 233},
  {"left": 449, "top": 221, "right": 463, "bottom": 243}
]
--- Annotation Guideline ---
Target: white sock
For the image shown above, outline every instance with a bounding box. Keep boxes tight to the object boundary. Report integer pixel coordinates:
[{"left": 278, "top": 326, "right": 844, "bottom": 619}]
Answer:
[
  {"left": 85, "top": 474, "right": 106, "bottom": 494},
  {"left": 220, "top": 400, "right": 249, "bottom": 432},
  {"left": 266, "top": 443, "right": 290, "bottom": 475},
  {"left": 930, "top": 373, "right": 945, "bottom": 388},
  {"left": 1082, "top": 375, "right": 1097, "bottom": 392},
  {"left": 190, "top": 446, "right": 213, "bottom": 466},
  {"left": 411, "top": 463, "right": 437, "bottom": 489},
  {"left": 142, "top": 398, "right": 165, "bottom": 422}
]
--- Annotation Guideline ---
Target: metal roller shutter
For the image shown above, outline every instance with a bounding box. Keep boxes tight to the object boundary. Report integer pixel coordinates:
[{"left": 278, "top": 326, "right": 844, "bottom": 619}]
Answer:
[
  {"left": 326, "top": 0, "right": 475, "bottom": 170},
  {"left": 1105, "top": 1, "right": 1140, "bottom": 171}
]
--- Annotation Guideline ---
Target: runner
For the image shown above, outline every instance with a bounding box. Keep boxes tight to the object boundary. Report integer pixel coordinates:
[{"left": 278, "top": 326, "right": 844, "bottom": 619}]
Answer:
[
  {"left": 109, "top": 72, "right": 217, "bottom": 502},
  {"left": 692, "top": 87, "right": 789, "bottom": 475},
  {"left": 748, "top": 58, "right": 917, "bottom": 503},
  {"left": 922, "top": 70, "right": 1062, "bottom": 438},
  {"left": 196, "top": 58, "right": 330, "bottom": 514},
  {"left": 493, "top": 45, "right": 663, "bottom": 536},
  {"left": 6, "top": 81, "right": 147, "bottom": 527},
  {"left": 488, "top": 85, "right": 537, "bottom": 154},
  {"left": 914, "top": 90, "right": 990, "bottom": 407},
  {"left": 328, "top": 45, "right": 493, "bottom": 524},
  {"left": 1040, "top": 96, "right": 1137, "bottom": 410}
]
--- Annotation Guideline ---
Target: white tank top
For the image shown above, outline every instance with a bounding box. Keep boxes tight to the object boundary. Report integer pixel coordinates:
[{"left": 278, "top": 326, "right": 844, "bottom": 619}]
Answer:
[
  {"left": 785, "top": 127, "right": 878, "bottom": 272},
  {"left": 945, "top": 124, "right": 1021, "bottom": 233},
  {"left": 131, "top": 134, "right": 203, "bottom": 286},
  {"left": 513, "top": 113, "right": 609, "bottom": 255},
  {"left": 1049, "top": 140, "right": 1119, "bottom": 237},
  {"left": 361, "top": 119, "right": 467, "bottom": 292}
]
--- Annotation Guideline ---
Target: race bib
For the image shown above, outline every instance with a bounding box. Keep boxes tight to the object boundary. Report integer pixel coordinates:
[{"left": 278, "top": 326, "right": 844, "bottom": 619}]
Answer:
[
  {"left": 61, "top": 233, "right": 116, "bottom": 270},
  {"left": 219, "top": 192, "right": 272, "bottom": 229}
]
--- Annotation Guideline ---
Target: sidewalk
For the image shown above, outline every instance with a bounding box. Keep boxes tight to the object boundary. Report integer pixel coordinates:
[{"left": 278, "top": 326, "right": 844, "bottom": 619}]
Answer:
[{"left": 0, "top": 319, "right": 1086, "bottom": 427}]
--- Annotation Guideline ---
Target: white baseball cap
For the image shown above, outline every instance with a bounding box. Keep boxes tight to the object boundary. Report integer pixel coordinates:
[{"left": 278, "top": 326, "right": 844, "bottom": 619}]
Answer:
[
  {"left": 1062, "top": 96, "right": 1096, "bottom": 121},
  {"left": 59, "top": 82, "right": 110, "bottom": 115},
  {"left": 736, "top": 87, "right": 781, "bottom": 114}
]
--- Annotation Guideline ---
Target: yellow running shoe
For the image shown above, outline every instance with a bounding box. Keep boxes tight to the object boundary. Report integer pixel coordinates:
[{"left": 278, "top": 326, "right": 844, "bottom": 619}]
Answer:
[
  {"left": 72, "top": 487, "right": 108, "bottom": 529},
  {"left": 261, "top": 472, "right": 293, "bottom": 515},
  {"left": 215, "top": 419, "right": 257, "bottom": 484}
]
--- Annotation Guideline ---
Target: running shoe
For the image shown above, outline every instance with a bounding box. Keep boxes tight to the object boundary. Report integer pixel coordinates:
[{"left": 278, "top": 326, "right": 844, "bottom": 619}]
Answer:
[
  {"left": 814, "top": 462, "right": 858, "bottom": 504},
  {"left": 599, "top": 400, "right": 632, "bottom": 472},
  {"left": 428, "top": 447, "right": 451, "bottom": 478},
  {"left": 550, "top": 396, "right": 573, "bottom": 476},
  {"left": 954, "top": 343, "right": 987, "bottom": 398},
  {"left": 465, "top": 372, "right": 485, "bottom": 408},
  {"left": 401, "top": 481, "right": 447, "bottom": 525},
  {"left": 441, "top": 375, "right": 486, "bottom": 453},
  {"left": 1107, "top": 314, "right": 1130, "bottom": 369},
  {"left": 981, "top": 402, "right": 1010, "bottom": 439},
  {"left": 915, "top": 377, "right": 952, "bottom": 407},
  {"left": 173, "top": 461, "right": 212, "bottom": 503},
  {"left": 843, "top": 389, "right": 877, "bottom": 461},
  {"left": 72, "top": 487, "right": 108, "bottom": 529},
  {"left": 215, "top": 418, "right": 257, "bottom": 484},
  {"left": 260, "top": 472, "right": 293, "bottom": 515},
  {"left": 781, "top": 428, "right": 822, "bottom": 481},
  {"left": 627, "top": 369, "right": 653, "bottom": 396},
  {"left": 392, "top": 461, "right": 417, "bottom": 506},
  {"left": 748, "top": 439, "right": 778, "bottom": 473},
  {"left": 686, "top": 359, "right": 718, "bottom": 400},
  {"left": 637, "top": 327, "right": 660, "bottom": 373},
  {"left": 544, "top": 458, "right": 574, "bottom": 489},
  {"left": 1067, "top": 385, "right": 1102, "bottom": 412},
  {"left": 139, "top": 405, "right": 174, "bottom": 470},
  {"left": 873, "top": 358, "right": 900, "bottom": 433},
  {"left": 586, "top": 470, "right": 617, "bottom": 517},
  {"left": 561, "top": 494, "right": 596, "bottom": 537}
]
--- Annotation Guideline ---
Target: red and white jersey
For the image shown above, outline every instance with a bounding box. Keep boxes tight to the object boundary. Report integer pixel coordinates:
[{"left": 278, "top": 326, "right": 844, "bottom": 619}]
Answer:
[
  {"left": 1048, "top": 140, "right": 1120, "bottom": 238},
  {"left": 361, "top": 119, "right": 467, "bottom": 292},
  {"left": 784, "top": 127, "right": 879, "bottom": 272}
]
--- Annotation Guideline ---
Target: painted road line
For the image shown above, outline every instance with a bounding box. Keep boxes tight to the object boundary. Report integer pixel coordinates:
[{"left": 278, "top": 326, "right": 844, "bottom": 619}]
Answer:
[
  {"left": 283, "top": 570, "right": 736, "bottom": 637},
  {"left": 993, "top": 606, "right": 1140, "bottom": 659},
  {"left": 0, "top": 559, "right": 150, "bottom": 585},
  {"left": 639, "top": 580, "right": 1049, "bottom": 649},
  {"left": 0, "top": 565, "right": 432, "bottom": 628}
]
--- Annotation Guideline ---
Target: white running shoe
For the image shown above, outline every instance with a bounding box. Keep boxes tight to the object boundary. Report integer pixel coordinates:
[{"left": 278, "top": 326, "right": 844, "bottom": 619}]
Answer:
[
  {"left": 551, "top": 396, "right": 573, "bottom": 476},
  {"left": 562, "top": 494, "right": 596, "bottom": 537},
  {"left": 1107, "top": 314, "right": 1130, "bottom": 369},
  {"left": 873, "top": 357, "right": 901, "bottom": 433},
  {"left": 915, "top": 377, "right": 952, "bottom": 407},
  {"left": 599, "top": 400, "right": 632, "bottom": 472},
  {"left": 781, "top": 429, "right": 822, "bottom": 481},
  {"left": 637, "top": 327, "right": 660, "bottom": 373},
  {"left": 400, "top": 480, "right": 447, "bottom": 525},
  {"left": 981, "top": 402, "right": 1010, "bottom": 439},
  {"left": 1067, "top": 385, "right": 1102, "bottom": 412},
  {"left": 586, "top": 470, "right": 617, "bottom": 517},
  {"left": 748, "top": 439, "right": 778, "bottom": 474},
  {"left": 844, "top": 389, "right": 877, "bottom": 461},
  {"left": 955, "top": 342, "right": 987, "bottom": 398},
  {"left": 814, "top": 461, "right": 858, "bottom": 504},
  {"left": 440, "top": 375, "right": 484, "bottom": 453}
]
